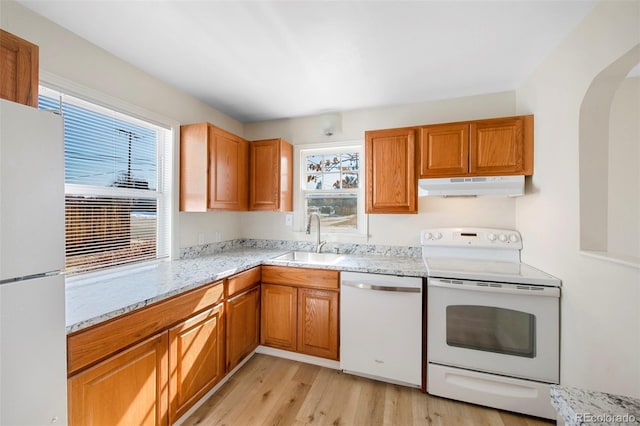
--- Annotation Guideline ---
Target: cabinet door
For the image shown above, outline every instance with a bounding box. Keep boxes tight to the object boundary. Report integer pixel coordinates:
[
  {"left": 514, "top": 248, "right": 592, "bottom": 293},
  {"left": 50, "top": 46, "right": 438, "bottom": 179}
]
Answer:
[
  {"left": 297, "top": 288, "right": 339, "bottom": 360},
  {"left": 168, "top": 303, "right": 225, "bottom": 423},
  {"left": 0, "top": 29, "right": 38, "bottom": 107},
  {"left": 260, "top": 284, "right": 297, "bottom": 351},
  {"left": 249, "top": 139, "right": 281, "bottom": 210},
  {"left": 226, "top": 286, "right": 260, "bottom": 371},
  {"left": 68, "top": 333, "right": 169, "bottom": 426},
  {"left": 249, "top": 139, "right": 293, "bottom": 211},
  {"left": 208, "top": 126, "right": 248, "bottom": 210},
  {"left": 470, "top": 116, "right": 532, "bottom": 175},
  {"left": 179, "top": 123, "right": 209, "bottom": 212},
  {"left": 365, "top": 128, "right": 417, "bottom": 214},
  {"left": 419, "top": 123, "right": 469, "bottom": 177}
]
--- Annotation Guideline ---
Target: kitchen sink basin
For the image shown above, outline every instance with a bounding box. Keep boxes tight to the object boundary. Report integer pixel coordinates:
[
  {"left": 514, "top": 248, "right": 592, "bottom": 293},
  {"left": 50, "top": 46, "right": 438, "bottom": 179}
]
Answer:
[{"left": 272, "top": 251, "right": 345, "bottom": 264}]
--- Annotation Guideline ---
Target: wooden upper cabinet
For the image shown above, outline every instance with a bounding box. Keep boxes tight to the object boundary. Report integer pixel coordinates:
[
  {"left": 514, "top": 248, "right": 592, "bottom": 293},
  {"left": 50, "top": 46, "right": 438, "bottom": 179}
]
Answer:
[
  {"left": 418, "top": 115, "right": 533, "bottom": 178},
  {"left": 209, "top": 126, "right": 248, "bottom": 210},
  {"left": 419, "top": 123, "right": 469, "bottom": 177},
  {"left": 365, "top": 127, "right": 417, "bottom": 214},
  {"left": 179, "top": 122, "right": 248, "bottom": 212},
  {"left": 0, "top": 29, "right": 38, "bottom": 108},
  {"left": 249, "top": 138, "right": 293, "bottom": 211},
  {"left": 470, "top": 116, "right": 533, "bottom": 175}
]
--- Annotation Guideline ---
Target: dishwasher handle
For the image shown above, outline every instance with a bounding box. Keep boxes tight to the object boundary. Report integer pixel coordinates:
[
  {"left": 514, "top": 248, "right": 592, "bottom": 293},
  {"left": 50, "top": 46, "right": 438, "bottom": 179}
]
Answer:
[{"left": 341, "top": 280, "right": 421, "bottom": 293}]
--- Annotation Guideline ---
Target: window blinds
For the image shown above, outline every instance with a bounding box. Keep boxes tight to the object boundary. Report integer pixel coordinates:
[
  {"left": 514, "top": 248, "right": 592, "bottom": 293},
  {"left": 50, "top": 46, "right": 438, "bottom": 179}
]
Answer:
[{"left": 39, "top": 87, "right": 171, "bottom": 275}]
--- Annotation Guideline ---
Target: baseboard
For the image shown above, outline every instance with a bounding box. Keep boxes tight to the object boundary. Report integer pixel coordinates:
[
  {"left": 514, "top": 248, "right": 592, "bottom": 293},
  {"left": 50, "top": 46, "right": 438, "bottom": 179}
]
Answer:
[
  {"left": 172, "top": 350, "right": 256, "bottom": 426},
  {"left": 255, "top": 345, "right": 340, "bottom": 370}
]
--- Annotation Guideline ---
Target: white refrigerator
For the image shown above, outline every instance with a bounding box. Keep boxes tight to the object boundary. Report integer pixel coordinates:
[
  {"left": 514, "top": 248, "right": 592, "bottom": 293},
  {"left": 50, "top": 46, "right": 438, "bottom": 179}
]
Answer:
[{"left": 0, "top": 99, "right": 67, "bottom": 425}]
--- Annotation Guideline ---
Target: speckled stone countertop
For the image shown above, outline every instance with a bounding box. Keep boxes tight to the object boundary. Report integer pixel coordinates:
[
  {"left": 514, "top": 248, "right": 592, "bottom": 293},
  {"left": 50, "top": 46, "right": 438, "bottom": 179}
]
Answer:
[
  {"left": 551, "top": 385, "right": 640, "bottom": 425},
  {"left": 66, "top": 247, "right": 427, "bottom": 334}
]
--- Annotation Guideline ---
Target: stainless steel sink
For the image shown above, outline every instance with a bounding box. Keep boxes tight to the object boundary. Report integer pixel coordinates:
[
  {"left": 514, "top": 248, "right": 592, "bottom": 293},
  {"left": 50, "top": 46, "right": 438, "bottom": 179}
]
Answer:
[{"left": 272, "top": 251, "right": 344, "bottom": 264}]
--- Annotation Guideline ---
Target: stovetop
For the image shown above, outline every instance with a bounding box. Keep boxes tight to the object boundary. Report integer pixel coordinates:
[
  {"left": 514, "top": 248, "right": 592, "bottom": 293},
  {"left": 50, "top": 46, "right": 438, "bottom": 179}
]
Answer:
[
  {"left": 424, "top": 257, "right": 561, "bottom": 286},
  {"left": 421, "top": 227, "right": 561, "bottom": 287}
]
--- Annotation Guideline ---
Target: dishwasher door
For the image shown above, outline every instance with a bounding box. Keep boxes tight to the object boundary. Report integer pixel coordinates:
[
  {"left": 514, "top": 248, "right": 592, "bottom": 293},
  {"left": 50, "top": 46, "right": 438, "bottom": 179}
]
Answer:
[{"left": 340, "top": 271, "right": 422, "bottom": 387}]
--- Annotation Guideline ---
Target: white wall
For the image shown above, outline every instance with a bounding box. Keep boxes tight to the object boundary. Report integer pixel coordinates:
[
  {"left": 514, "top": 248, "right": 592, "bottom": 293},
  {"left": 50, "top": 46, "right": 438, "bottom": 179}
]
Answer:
[
  {"left": 516, "top": 0, "right": 640, "bottom": 397},
  {"left": 0, "top": 1, "right": 245, "bottom": 255},
  {"left": 244, "top": 91, "right": 518, "bottom": 247},
  {"left": 608, "top": 76, "right": 640, "bottom": 258}
]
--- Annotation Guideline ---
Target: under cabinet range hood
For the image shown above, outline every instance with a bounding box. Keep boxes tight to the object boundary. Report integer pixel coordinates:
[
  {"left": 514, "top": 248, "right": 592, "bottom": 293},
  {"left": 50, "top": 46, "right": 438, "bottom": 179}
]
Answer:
[{"left": 418, "top": 175, "right": 524, "bottom": 197}]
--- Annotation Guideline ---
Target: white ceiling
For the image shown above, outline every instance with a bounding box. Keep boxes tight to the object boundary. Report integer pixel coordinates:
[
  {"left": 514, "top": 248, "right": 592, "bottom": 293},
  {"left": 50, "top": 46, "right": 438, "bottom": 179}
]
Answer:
[{"left": 20, "top": 0, "right": 598, "bottom": 123}]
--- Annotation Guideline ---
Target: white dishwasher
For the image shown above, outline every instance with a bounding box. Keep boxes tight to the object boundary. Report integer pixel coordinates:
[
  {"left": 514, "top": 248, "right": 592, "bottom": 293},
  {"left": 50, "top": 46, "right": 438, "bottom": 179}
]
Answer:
[{"left": 340, "top": 271, "right": 423, "bottom": 387}]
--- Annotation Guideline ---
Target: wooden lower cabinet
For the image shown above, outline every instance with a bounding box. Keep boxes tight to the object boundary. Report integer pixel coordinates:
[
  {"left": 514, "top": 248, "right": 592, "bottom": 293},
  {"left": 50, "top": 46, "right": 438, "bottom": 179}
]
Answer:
[
  {"left": 260, "top": 267, "right": 340, "bottom": 361},
  {"left": 68, "top": 332, "right": 169, "bottom": 426},
  {"left": 260, "top": 284, "right": 297, "bottom": 351},
  {"left": 168, "top": 303, "right": 225, "bottom": 423},
  {"left": 297, "top": 288, "right": 339, "bottom": 360},
  {"left": 226, "top": 286, "right": 260, "bottom": 371}
]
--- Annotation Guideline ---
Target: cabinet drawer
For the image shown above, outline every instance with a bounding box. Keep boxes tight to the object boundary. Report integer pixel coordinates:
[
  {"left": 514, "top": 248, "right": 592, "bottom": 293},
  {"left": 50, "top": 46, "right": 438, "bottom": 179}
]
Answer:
[
  {"left": 226, "top": 266, "right": 261, "bottom": 298},
  {"left": 262, "top": 266, "right": 339, "bottom": 290},
  {"left": 67, "top": 281, "right": 224, "bottom": 376}
]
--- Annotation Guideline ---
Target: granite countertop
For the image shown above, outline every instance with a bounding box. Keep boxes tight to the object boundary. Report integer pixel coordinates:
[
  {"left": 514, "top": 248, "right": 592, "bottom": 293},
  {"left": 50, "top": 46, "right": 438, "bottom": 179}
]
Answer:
[
  {"left": 66, "top": 247, "right": 427, "bottom": 334},
  {"left": 551, "top": 385, "right": 640, "bottom": 425}
]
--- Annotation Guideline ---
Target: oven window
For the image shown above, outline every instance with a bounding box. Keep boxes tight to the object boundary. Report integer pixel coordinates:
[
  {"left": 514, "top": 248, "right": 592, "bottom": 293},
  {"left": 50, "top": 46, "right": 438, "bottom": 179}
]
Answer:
[{"left": 446, "top": 305, "right": 535, "bottom": 358}]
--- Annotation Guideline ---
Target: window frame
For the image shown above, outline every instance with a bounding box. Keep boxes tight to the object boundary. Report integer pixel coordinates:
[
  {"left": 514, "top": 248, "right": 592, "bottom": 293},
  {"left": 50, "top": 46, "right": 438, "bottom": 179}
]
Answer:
[
  {"left": 295, "top": 141, "right": 367, "bottom": 238},
  {"left": 39, "top": 72, "right": 178, "bottom": 278}
]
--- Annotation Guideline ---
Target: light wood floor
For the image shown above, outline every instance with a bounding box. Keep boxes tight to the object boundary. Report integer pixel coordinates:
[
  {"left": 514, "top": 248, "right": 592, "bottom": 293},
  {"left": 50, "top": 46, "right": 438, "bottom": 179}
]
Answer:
[{"left": 183, "top": 354, "right": 554, "bottom": 426}]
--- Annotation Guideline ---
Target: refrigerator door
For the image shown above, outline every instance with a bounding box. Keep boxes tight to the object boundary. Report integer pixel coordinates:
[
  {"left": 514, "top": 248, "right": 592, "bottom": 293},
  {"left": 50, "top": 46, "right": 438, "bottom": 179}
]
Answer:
[
  {"left": 0, "top": 99, "right": 65, "bottom": 281},
  {"left": 0, "top": 274, "right": 67, "bottom": 425}
]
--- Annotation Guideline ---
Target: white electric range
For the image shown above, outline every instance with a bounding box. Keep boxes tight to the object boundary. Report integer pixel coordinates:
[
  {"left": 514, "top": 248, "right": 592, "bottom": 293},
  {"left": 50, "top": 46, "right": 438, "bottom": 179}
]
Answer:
[{"left": 422, "top": 227, "right": 560, "bottom": 420}]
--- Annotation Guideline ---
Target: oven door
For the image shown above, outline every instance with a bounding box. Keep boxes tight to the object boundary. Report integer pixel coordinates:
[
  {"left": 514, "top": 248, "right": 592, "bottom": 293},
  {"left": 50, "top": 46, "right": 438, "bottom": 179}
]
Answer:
[{"left": 427, "top": 278, "right": 559, "bottom": 383}]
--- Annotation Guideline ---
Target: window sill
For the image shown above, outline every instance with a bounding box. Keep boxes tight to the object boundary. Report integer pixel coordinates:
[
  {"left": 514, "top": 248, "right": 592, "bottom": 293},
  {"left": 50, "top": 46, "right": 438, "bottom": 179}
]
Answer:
[
  {"left": 65, "top": 259, "right": 168, "bottom": 287},
  {"left": 579, "top": 250, "right": 640, "bottom": 269}
]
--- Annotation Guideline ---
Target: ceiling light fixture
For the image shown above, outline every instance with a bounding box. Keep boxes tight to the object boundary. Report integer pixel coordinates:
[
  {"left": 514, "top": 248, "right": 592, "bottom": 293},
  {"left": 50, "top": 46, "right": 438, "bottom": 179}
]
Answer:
[{"left": 319, "top": 112, "right": 341, "bottom": 137}]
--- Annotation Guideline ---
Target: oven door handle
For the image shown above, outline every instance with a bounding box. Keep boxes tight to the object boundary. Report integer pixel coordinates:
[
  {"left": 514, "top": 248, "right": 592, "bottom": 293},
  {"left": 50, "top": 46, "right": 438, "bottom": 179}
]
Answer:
[
  {"left": 428, "top": 279, "right": 560, "bottom": 297},
  {"left": 341, "top": 281, "right": 421, "bottom": 293}
]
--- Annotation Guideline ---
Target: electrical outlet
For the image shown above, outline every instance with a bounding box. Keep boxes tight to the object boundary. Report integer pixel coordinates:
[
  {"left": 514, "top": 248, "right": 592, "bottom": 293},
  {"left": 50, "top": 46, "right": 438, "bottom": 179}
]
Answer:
[
  {"left": 197, "top": 233, "right": 205, "bottom": 245},
  {"left": 285, "top": 214, "right": 293, "bottom": 226},
  {"left": 214, "top": 231, "right": 221, "bottom": 242}
]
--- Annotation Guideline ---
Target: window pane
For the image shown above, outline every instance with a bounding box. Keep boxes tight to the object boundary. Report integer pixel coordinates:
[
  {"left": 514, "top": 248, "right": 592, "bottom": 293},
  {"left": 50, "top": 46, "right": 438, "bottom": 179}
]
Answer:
[
  {"left": 340, "top": 153, "right": 360, "bottom": 173},
  {"left": 307, "top": 154, "right": 323, "bottom": 173},
  {"left": 323, "top": 172, "right": 341, "bottom": 190},
  {"left": 65, "top": 196, "right": 157, "bottom": 274},
  {"left": 306, "top": 174, "right": 322, "bottom": 190},
  {"left": 342, "top": 173, "right": 359, "bottom": 189},
  {"left": 340, "top": 153, "right": 360, "bottom": 188},
  {"left": 62, "top": 100, "right": 157, "bottom": 190},
  {"left": 306, "top": 195, "right": 358, "bottom": 230}
]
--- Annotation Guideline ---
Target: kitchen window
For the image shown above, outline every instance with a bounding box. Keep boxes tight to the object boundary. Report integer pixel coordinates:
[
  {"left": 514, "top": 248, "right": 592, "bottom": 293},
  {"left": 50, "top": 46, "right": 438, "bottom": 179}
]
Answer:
[
  {"left": 299, "top": 144, "right": 364, "bottom": 234},
  {"left": 38, "top": 86, "right": 172, "bottom": 275}
]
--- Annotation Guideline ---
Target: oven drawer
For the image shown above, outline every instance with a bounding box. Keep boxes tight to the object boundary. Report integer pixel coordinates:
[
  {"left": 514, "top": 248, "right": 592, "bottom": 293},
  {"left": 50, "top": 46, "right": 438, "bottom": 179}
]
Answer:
[{"left": 428, "top": 364, "right": 557, "bottom": 420}]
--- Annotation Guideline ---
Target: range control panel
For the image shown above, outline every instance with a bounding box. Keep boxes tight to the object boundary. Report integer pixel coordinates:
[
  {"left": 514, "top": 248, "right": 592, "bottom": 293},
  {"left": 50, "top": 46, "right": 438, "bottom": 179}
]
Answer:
[{"left": 420, "top": 227, "right": 523, "bottom": 249}]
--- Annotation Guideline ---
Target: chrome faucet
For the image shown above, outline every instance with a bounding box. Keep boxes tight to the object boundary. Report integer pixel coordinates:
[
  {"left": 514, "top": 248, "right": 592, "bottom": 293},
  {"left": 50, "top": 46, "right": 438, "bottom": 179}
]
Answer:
[{"left": 306, "top": 212, "right": 327, "bottom": 253}]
